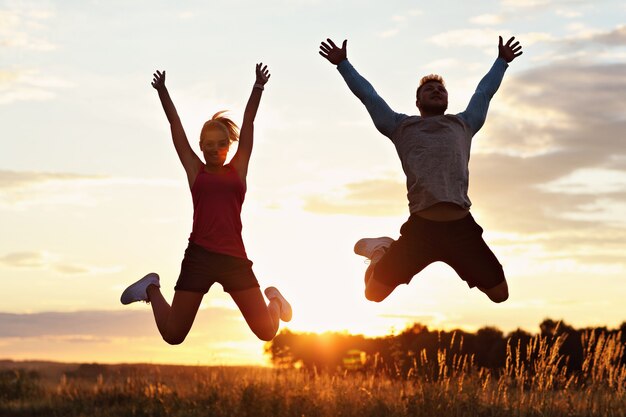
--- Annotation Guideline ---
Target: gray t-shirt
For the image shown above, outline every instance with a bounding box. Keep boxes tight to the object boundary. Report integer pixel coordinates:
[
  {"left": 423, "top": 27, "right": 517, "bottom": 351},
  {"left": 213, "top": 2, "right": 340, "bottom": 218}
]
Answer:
[{"left": 337, "top": 57, "right": 509, "bottom": 213}]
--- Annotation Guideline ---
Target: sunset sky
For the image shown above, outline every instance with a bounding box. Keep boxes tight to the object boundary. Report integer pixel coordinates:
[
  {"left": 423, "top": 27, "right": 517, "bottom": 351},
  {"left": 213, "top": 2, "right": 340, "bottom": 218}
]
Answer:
[{"left": 1, "top": 0, "right": 625, "bottom": 366}]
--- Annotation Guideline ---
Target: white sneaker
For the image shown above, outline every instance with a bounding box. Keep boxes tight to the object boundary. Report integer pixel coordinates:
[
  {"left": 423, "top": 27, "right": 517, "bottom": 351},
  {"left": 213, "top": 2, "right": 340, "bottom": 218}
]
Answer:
[
  {"left": 264, "top": 287, "right": 292, "bottom": 322},
  {"left": 354, "top": 237, "right": 394, "bottom": 260},
  {"left": 120, "top": 273, "right": 160, "bottom": 305}
]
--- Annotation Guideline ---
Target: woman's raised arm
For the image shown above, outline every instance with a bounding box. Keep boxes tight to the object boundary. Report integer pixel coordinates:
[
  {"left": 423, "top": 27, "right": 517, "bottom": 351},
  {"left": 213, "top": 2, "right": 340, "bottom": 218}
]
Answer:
[
  {"left": 230, "top": 63, "right": 270, "bottom": 182},
  {"left": 152, "top": 70, "right": 202, "bottom": 188}
]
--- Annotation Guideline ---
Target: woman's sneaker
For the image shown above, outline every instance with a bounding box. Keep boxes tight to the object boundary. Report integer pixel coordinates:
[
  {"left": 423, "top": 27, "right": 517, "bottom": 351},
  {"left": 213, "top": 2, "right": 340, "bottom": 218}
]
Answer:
[
  {"left": 264, "top": 287, "right": 292, "bottom": 322},
  {"left": 354, "top": 237, "right": 394, "bottom": 261},
  {"left": 120, "top": 273, "right": 160, "bottom": 305}
]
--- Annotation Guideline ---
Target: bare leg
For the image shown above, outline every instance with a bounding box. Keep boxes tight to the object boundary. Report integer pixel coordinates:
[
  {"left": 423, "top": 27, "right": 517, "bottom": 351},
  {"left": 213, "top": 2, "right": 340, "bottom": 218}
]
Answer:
[
  {"left": 229, "top": 287, "right": 281, "bottom": 341},
  {"left": 147, "top": 285, "right": 204, "bottom": 345},
  {"left": 478, "top": 279, "right": 509, "bottom": 303}
]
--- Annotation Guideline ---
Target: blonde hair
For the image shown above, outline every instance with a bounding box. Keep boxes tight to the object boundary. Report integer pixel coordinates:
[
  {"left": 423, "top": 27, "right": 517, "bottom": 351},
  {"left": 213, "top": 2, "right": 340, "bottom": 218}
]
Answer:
[
  {"left": 416, "top": 74, "right": 446, "bottom": 99},
  {"left": 200, "top": 111, "right": 240, "bottom": 144}
]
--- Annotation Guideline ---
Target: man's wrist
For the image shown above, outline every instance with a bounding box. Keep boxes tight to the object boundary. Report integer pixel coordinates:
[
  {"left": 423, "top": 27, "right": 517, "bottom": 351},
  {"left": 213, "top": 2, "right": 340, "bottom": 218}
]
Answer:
[
  {"left": 253, "top": 83, "right": 264, "bottom": 90},
  {"left": 335, "top": 58, "right": 347, "bottom": 68}
]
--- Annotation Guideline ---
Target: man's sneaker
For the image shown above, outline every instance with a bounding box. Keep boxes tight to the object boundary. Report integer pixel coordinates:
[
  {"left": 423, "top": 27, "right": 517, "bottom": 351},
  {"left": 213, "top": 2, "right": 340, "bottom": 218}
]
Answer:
[
  {"left": 264, "top": 287, "right": 292, "bottom": 322},
  {"left": 354, "top": 237, "right": 394, "bottom": 261},
  {"left": 120, "top": 273, "right": 160, "bottom": 305}
]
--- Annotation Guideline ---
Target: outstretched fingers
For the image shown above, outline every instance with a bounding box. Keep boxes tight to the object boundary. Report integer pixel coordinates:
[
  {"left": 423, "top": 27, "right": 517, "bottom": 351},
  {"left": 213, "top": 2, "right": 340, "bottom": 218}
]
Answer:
[
  {"left": 498, "top": 35, "right": 523, "bottom": 62},
  {"left": 255, "top": 62, "right": 271, "bottom": 84},
  {"left": 151, "top": 70, "right": 165, "bottom": 89},
  {"left": 319, "top": 41, "right": 332, "bottom": 54},
  {"left": 318, "top": 37, "right": 347, "bottom": 65}
]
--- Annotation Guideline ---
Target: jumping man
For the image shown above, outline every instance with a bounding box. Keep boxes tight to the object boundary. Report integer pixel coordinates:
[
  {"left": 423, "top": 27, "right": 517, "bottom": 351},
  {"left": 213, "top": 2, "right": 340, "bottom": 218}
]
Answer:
[{"left": 319, "top": 36, "right": 523, "bottom": 304}]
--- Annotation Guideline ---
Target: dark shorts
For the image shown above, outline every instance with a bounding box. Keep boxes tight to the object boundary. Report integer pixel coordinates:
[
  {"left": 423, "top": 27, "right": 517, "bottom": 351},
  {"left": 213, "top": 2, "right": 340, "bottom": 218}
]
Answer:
[
  {"left": 174, "top": 242, "right": 259, "bottom": 294},
  {"left": 373, "top": 213, "right": 505, "bottom": 290}
]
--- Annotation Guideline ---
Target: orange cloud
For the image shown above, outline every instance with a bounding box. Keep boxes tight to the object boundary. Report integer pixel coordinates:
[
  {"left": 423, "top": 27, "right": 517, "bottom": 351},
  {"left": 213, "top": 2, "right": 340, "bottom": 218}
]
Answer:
[{"left": 303, "top": 178, "right": 406, "bottom": 216}]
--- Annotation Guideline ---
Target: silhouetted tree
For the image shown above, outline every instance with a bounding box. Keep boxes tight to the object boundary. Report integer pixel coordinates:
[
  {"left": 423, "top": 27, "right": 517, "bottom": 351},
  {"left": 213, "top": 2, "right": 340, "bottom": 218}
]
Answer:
[{"left": 265, "top": 319, "right": 624, "bottom": 378}]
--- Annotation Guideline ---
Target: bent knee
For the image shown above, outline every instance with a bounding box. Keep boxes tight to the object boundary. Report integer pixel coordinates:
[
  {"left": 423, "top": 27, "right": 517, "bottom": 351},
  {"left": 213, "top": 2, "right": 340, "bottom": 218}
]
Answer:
[
  {"left": 481, "top": 279, "right": 509, "bottom": 304},
  {"left": 253, "top": 328, "right": 276, "bottom": 342},
  {"left": 365, "top": 277, "right": 395, "bottom": 303},
  {"left": 489, "top": 291, "right": 509, "bottom": 303},
  {"left": 162, "top": 328, "right": 190, "bottom": 345},
  {"left": 364, "top": 288, "right": 386, "bottom": 303},
  {"left": 249, "top": 322, "right": 277, "bottom": 342},
  {"left": 486, "top": 285, "right": 509, "bottom": 303},
  {"left": 163, "top": 334, "right": 186, "bottom": 345}
]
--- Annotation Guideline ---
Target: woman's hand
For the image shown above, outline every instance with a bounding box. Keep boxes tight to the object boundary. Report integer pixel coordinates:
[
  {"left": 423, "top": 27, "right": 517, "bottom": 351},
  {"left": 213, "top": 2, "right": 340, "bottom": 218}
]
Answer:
[
  {"left": 151, "top": 70, "right": 166, "bottom": 90},
  {"left": 255, "top": 63, "right": 271, "bottom": 86}
]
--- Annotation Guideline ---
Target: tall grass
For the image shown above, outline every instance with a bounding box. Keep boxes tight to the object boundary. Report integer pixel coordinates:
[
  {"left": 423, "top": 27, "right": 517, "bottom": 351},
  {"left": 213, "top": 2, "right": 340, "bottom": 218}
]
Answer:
[{"left": 0, "top": 330, "right": 624, "bottom": 417}]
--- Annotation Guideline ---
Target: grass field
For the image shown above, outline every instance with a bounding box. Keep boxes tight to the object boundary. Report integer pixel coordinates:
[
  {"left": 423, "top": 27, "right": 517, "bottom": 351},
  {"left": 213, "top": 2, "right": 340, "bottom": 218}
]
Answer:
[{"left": 0, "top": 331, "right": 624, "bottom": 417}]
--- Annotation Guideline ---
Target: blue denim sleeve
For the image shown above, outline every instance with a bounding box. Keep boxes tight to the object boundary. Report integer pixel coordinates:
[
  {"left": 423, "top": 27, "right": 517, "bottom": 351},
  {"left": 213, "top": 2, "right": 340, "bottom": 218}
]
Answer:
[
  {"left": 457, "top": 58, "right": 509, "bottom": 135},
  {"left": 337, "top": 60, "right": 407, "bottom": 139}
]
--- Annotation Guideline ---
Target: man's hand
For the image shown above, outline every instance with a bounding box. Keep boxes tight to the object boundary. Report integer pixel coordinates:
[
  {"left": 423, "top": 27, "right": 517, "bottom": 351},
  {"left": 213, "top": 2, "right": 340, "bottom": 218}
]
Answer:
[
  {"left": 498, "top": 36, "right": 523, "bottom": 63},
  {"left": 319, "top": 38, "right": 347, "bottom": 65},
  {"left": 255, "top": 62, "right": 271, "bottom": 86},
  {"left": 151, "top": 70, "right": 166, "bottom": 90}
]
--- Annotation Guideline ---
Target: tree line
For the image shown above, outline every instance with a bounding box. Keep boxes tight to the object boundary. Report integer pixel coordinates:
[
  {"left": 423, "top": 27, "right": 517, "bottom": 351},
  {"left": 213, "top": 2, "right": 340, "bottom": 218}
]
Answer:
[{"left": 265, "top": 319, "right": 626, "bottom": 377}]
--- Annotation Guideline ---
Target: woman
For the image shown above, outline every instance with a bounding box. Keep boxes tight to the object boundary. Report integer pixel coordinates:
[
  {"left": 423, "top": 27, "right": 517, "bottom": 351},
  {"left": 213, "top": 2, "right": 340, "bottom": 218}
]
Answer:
[{"left": 120, "top": 63, "right": 292, "bottom": 344}]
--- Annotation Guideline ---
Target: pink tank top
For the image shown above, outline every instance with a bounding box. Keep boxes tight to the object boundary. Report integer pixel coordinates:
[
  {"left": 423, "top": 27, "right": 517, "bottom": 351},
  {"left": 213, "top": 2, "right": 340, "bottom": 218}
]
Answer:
[{"left": 188, "top": 164, "right": 247, "bottom": 259}]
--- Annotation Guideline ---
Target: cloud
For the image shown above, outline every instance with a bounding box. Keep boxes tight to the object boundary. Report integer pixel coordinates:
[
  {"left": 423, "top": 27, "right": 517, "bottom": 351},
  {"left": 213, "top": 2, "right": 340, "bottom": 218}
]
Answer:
[
  {"left": 0, "top": 169, "right": 178, "bottom": 208},
  {"left": 419, "top": 58, "right": 465, "bottom": 72},
  {"left": 430, "top": 24, "right": 625, "bottom": 59},
  {"left": 0, "top": 69, "right": 72, "bottom": 105},
  {"left": 177, "top": 11, "right": 195, "bottom": 19},
  {"left": 378, "top": 29, "right": 400, "bottom": 39},
  {"left": 0, "top": 170, "right": 102, "bottom": 208},
  {"left": 377, "top": 9, "right": 423, "bottom": 39},
  {"left": 469, "top": 14, "right": 504, "bottom": 26},
  {"left": 0, "top": 251, "right": 48, "bottom": 268},
  {"left": 0, "top": 170, "right": 95, "bottom": 190},
  {"left": 526, "top": 24, "right": 626, "bottom": 63},
  {"left": 0, "top": 7, "right": 56, "bottom": 51},
  {"left": 0, "top": 250, "right": 122, "bottom": 275},
  {"left": 0, "top": 309, "right": 266, "bottom": 365},
  {"left": 538, "top": 169, "right": 626, "bottom": 194},
  {"left": 588, "top": 25, "right": 626, "bottom": 46},
  {"left": 429, "top": 29, "right": 554, "bottom": 49},
  {"left": 0, "top": 309, "right": 244, "bottom": 339},
  {"left": 500, "top": 0, "right": 588, "bottom": 10},
  {"left": 555, "top": 9, "right": 582, "bottom": 18},
  {"left": 303, "top": 178, "right": 406, "bottom": 216},
  {"left": 501, "top": 0, "right": 551, "bottom": 6},
  {"left": 0, "top": 5, "right": 63, "bottom": 104}
]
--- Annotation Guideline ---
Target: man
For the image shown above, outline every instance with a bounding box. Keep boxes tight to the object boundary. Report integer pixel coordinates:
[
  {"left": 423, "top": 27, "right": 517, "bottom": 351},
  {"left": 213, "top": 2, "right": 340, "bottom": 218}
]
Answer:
[{"left": 319, "top": 36, "right": 522, "bottom": 304}]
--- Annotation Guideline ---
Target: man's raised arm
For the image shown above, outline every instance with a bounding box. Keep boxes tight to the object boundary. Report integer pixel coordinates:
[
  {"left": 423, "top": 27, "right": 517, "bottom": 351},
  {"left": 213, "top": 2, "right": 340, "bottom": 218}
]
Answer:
[
  {"left": 319, "top": 38, "right": 406, "bottom": 139},
  {"left": 459, "top": 36, "right": 523, "bottom": 135}
]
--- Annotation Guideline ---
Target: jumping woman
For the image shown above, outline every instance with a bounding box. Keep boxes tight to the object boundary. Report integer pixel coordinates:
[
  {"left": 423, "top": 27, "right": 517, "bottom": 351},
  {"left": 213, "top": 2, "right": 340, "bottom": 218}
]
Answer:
[{"left": 120, "top": 63, "right": 292, "bottom": 344}]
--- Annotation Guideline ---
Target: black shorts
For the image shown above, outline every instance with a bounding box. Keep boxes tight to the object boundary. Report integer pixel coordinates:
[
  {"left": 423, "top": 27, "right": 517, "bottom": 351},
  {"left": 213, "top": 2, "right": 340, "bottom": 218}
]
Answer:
[
  {"left": 373, "top": 213, "right": 505, "bottom": 290},
  {"left": 174, "top": 242, "right": 259, "bottom": 294}
]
